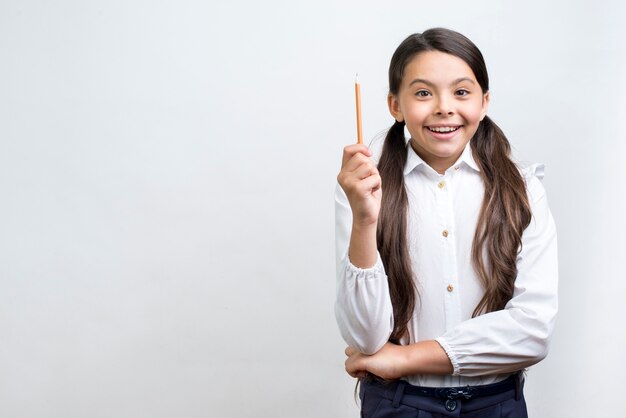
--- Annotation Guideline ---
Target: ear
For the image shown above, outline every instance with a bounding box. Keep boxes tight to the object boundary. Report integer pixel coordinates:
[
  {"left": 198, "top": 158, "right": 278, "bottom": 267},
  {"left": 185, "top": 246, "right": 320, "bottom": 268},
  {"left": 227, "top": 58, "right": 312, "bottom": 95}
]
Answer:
[
  {"left": 387, "top": 94, "right": 404, "bottom": 122},
  {"left": 480, "top": 91, "right": 490, "bottom": 121}
]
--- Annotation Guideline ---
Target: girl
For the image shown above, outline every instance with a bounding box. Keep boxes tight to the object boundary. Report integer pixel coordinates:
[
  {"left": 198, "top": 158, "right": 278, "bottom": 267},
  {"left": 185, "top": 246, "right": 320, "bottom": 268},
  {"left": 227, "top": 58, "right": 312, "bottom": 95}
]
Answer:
[{"left": 335, "top": 28, "right": 558, "bottom": 417}]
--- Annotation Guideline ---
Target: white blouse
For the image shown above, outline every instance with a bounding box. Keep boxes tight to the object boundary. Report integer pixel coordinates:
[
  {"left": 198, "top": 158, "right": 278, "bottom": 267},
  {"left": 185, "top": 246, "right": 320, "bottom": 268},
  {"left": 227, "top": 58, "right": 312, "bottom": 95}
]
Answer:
[{"left": 334, "top": 141, "right": 558, "bottom": 387}]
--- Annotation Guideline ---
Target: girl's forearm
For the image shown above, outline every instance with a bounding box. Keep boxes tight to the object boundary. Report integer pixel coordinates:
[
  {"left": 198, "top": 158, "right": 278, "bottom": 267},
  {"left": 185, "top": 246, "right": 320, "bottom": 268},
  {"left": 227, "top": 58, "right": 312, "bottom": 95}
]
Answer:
[
  {"left": 403, "top": 340, "right": 454, "bottom": 375},
  {"left": 345, "top": 340, "right": 454, "bottom": 380},
  {"left": 348, "top": 223, "right": 378, "bottom": 268}
]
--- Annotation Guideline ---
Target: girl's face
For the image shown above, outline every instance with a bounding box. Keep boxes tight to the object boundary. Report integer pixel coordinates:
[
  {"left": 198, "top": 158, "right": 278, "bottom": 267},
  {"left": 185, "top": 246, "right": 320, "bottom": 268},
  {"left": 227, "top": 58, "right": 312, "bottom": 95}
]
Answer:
[{"left": 388, "top": 51, "right": 489, "bottom": 174}]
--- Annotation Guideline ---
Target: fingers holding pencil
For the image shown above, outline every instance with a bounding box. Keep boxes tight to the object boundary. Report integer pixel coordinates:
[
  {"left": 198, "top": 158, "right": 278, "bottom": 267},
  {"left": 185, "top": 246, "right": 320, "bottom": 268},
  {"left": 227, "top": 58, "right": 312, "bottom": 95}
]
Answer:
[
  {"left": 339, "top": 146, "right": 379, "bottom": 184},
  {"left": 341, "top": 143, "right": 371, "bottom": 167},
  {"left": 337, "top": 144, "right": 382, "bottom": 225}
]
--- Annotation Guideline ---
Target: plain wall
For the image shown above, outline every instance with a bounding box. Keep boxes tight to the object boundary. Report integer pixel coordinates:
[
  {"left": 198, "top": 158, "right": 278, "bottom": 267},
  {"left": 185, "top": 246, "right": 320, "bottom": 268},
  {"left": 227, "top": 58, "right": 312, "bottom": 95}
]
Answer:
[{"left": 1, "top": 0, "right": 624, "bottom": 417}]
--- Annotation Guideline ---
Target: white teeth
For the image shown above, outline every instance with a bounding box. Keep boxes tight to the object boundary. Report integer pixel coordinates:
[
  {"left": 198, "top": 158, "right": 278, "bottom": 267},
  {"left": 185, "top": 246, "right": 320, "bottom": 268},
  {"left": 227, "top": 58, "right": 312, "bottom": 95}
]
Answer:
[{"left": 428, "top": 126, "right": 459, "bottom": 133}]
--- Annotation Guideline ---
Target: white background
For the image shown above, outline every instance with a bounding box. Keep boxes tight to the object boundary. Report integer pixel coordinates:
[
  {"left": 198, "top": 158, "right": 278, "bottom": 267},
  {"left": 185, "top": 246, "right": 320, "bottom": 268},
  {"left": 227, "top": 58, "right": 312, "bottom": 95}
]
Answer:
[{"left": 1, "top": 1, "right": 624, "bottom": 417}]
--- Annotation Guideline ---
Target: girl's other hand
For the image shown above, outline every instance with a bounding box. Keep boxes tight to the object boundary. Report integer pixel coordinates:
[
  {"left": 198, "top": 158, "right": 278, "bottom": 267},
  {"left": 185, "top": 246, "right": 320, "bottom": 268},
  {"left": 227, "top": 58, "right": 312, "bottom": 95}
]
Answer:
[
  {"left": 344, "top": 343, "right": 407, "bottom": 381},
  {"left": 337, "top": 144, "right": 382, "bottom": 228}
]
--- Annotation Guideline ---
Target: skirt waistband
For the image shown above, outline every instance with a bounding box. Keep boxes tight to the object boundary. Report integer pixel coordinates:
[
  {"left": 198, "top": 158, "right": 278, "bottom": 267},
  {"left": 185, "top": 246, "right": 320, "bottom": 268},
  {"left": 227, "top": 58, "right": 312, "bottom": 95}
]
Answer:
[
  {"left": 402, "top": 373, "right": 520, "bottom": 400},
  {"left": 361, "top": 372, "right": 525, "bottom": 413}
]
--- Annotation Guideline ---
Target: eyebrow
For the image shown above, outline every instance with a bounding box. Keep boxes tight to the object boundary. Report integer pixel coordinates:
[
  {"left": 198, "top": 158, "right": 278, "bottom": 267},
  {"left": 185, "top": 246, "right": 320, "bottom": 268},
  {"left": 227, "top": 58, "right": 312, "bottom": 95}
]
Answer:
[{"left": 409, "top": 77, "right": 476, "bottom": 87}]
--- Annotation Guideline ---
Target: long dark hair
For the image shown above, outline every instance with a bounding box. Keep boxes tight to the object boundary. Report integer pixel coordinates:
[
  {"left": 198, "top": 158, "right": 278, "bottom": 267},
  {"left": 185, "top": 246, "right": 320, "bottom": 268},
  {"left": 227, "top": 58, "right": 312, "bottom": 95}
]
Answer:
[{"left": 377, "top": 28, "right": 532, "bottom": 343}]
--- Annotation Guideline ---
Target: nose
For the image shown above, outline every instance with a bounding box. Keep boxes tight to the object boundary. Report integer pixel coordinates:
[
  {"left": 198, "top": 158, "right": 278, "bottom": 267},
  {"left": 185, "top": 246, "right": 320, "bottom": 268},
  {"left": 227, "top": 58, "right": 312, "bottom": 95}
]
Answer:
[{"left": 435, "top": 95, "right": 454, "bottom": 116}]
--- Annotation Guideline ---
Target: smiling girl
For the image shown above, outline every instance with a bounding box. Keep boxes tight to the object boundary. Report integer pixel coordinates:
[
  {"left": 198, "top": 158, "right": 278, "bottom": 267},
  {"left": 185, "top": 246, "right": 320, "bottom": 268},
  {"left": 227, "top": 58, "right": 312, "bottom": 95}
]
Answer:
[{"left": 335, "top": 28, "right": 558, "bottom": 417}]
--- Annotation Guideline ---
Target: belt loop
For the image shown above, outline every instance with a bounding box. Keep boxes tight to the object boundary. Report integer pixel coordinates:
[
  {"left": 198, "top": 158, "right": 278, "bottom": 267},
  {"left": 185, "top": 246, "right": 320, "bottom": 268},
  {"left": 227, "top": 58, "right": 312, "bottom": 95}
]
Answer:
[
  {"left": 392, "top": 381, "right": 406, "bottom": 408},
  {"left": 515, "top": 371, "right": 524, "bottom": 401}
]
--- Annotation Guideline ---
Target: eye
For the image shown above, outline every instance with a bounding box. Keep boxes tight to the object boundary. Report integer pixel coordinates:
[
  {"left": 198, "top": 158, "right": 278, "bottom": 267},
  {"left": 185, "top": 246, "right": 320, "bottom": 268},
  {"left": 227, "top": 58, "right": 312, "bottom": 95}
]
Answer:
[
  {"left": 415, "top": 90, "right": 431, "bottom": 98},
  {"left": 455, "top": 89, "right": 470, "bottom": 97}
]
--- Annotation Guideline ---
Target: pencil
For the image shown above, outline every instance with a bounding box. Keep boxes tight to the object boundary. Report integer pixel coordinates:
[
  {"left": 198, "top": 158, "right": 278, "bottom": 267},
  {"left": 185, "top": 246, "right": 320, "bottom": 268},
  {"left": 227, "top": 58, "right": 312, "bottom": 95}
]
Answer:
[{"left": 355, "top": 74, "right": 363, "bottom": 144}]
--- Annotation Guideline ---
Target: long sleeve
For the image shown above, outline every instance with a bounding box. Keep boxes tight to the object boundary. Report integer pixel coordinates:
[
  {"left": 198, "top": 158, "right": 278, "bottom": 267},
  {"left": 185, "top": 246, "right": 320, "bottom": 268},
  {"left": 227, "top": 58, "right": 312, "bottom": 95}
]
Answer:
[
  {"left": 435, "top": 172, "right": 559, "bottom": 376},
  {"left": 334, "top": 183, "right": 394, "bottom": 355}
]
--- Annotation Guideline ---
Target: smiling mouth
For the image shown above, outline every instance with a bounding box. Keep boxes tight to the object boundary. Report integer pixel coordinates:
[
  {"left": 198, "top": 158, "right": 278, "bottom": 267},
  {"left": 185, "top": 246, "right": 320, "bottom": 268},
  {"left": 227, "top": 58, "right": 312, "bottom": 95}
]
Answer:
[{"left": 426, "top": 126, "right": 461, "bottom": 133}]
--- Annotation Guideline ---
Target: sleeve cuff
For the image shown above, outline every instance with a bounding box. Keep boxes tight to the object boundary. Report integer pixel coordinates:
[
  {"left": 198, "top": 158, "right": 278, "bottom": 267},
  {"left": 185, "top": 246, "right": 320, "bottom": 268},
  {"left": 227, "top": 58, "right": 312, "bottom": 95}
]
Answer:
[
  {"left": 435, "top": 337, "right": 461, "bottom": 376},
  {"left": 346, "top": 252, "right": 385, "bottom": 279}
]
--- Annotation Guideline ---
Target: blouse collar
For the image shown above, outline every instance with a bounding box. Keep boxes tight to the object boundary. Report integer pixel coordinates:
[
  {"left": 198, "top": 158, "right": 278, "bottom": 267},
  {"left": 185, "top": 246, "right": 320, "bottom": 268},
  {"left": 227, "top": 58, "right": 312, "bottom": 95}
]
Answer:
[{"left": 403, "top": 140, "right": 481, "bottom": 175}]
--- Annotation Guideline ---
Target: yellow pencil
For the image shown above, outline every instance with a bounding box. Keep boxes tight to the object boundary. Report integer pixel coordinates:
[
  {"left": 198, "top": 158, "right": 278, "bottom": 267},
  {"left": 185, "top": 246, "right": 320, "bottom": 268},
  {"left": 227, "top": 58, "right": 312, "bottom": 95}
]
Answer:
[{"left": 355, "top": 74, "right": 363, "bottom": 144}]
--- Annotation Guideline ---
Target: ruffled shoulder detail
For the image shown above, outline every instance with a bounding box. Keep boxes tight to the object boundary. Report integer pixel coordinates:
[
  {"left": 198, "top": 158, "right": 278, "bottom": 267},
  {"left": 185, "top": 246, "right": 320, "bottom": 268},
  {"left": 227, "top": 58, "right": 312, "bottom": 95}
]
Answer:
[
  {"left": 367, "top": 134, "right": 386, "bottom": 165},
  {"left": 520, "top": 163, "right": 545, "bottom": 181},
  {"left": 519, "top": 162, "right": 547, "bottom": 203}
]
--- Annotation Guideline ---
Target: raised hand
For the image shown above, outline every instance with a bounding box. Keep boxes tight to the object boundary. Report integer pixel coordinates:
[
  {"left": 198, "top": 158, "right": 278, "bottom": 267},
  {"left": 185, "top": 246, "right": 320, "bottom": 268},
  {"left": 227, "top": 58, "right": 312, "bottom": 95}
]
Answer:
[{"left": 337, "top": 144, "right": 382, "bottom": 229}]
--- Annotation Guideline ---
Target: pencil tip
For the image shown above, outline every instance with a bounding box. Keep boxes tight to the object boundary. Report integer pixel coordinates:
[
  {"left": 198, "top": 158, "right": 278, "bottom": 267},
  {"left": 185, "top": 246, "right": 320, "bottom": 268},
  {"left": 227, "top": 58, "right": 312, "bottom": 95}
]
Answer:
[{"left": 356, "top": 73, "right": 359, "bottom": 83}]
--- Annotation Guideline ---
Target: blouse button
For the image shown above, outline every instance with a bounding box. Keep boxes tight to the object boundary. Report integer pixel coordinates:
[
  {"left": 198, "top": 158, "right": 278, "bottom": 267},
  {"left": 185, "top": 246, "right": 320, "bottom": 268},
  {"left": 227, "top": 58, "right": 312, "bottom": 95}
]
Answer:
[
  {"left": 437, "top": 181, "right": 445, "bottom": 189},
  {"left": 442, "top": 229, "right": 449, "bottom": 237},
  {"left": 447, "top": 284, "right": 454, "bottom": 292}
]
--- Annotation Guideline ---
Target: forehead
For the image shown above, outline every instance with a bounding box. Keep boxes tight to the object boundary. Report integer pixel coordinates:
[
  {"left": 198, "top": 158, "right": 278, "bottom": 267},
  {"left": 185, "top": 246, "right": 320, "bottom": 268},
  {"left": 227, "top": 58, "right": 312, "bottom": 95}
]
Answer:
[{"left": 402, "top": 51, "right": 477, "bottom": 87}]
